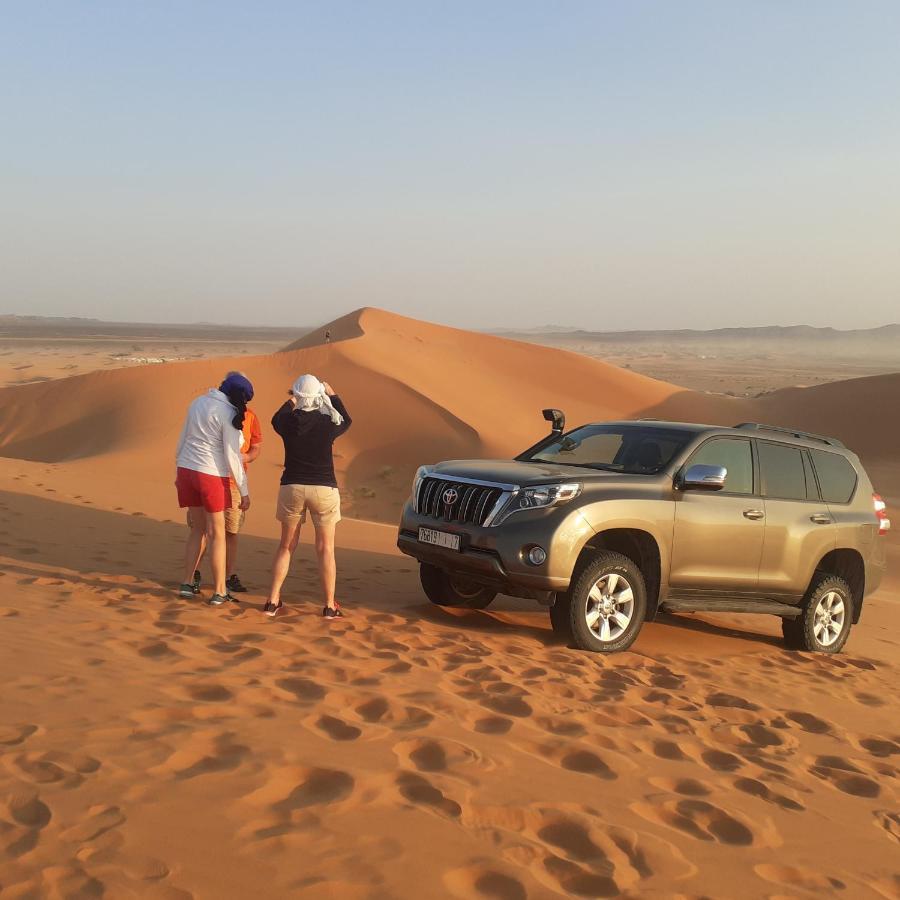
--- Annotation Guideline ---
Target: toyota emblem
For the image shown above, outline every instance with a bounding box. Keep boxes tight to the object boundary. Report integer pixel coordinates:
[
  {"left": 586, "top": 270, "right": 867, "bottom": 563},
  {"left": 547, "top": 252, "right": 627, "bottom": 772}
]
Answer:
[{"left": 442, "top": 488, "right": 459, "bottom": 505}]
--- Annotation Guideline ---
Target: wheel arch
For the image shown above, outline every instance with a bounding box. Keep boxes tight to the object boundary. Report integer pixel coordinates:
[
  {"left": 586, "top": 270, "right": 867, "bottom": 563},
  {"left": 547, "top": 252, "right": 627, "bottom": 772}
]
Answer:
[
  {"left": 573, "top": 527, "right": 663, "bottom": 620},
  {"left": 812, "top": 548, "right": 866, "bottom": 623}
]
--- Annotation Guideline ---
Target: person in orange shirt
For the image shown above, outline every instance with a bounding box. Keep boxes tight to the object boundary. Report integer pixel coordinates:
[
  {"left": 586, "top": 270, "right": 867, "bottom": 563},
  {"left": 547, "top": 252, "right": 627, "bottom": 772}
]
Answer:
[{"left": 187, "top": 372, "right": 262, "bottom": 597}]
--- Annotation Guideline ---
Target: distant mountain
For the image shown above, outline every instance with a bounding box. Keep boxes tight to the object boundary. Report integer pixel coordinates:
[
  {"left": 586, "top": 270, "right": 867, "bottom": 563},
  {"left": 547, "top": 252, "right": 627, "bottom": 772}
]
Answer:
[{"left": 493, "top": 323, "right": 900, "bottom": 343}]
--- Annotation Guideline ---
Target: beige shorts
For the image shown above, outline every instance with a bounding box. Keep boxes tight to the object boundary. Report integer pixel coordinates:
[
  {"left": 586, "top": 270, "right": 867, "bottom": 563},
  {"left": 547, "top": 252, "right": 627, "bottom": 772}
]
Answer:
[
  {"left": 187, "top": 484, "right": 245, "bottom": 535},
  {"left": 276, "top": 484, "right": 341, "bottom": 527}
]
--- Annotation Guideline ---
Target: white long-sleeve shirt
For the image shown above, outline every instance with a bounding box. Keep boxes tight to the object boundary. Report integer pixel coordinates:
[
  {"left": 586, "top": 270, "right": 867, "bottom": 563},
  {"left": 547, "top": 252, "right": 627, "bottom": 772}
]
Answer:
[{"left": 175, "top": 389, "right": 249, "bottom": 497}]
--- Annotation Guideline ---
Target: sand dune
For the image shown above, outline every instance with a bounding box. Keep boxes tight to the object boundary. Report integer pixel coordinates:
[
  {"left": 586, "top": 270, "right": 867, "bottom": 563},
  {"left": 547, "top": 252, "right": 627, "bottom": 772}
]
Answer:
[
  {"left": 0, "top": 308, "right": 898, "bottom": 897},
  {"left": 1, "top": 307, "right": 896, "bottom": 518}
]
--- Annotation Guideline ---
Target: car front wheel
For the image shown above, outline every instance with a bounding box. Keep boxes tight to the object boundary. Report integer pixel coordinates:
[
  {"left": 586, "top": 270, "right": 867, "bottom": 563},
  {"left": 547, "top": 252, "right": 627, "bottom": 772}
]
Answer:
[
  {"left": 419, "top": 563, "right": 496, "bottom": 610},
  {"left": 561, "top": 551, "right": 647, "bottom": 653}
]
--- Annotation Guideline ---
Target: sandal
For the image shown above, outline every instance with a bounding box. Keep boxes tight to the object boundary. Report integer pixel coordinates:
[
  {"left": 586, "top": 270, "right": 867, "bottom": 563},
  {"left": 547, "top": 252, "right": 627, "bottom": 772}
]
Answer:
[{"left": 263, "top": 600, "right": 283, "bottom": 618}]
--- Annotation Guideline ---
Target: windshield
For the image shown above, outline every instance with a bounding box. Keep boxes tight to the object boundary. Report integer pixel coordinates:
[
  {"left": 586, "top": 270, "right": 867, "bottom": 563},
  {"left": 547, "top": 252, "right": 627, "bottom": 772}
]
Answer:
[{"left": 521, "top": 424, "right": 695, "bottom": 474}]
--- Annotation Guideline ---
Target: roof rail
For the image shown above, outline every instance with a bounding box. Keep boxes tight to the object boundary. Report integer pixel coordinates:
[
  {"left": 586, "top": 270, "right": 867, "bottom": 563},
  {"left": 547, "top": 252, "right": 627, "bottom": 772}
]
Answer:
[{"left": 732, "top": 423, "right": 845, "bottom": 448}]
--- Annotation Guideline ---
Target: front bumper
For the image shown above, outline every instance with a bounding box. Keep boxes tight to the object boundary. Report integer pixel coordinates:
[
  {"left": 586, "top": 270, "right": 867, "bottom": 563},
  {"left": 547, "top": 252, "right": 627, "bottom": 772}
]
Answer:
[{"left": 396, "top": 501, "right": 594, "bottom": 596}]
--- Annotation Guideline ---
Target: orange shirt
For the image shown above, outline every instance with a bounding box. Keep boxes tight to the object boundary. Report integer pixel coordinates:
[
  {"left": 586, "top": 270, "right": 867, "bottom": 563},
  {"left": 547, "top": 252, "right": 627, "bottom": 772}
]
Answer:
[{"left": 230, "top": 408, "right": 262, "bottom": 487}]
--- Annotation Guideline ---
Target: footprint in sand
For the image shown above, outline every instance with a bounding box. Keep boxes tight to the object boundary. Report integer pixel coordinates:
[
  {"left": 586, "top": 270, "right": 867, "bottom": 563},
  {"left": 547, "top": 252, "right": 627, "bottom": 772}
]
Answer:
[
  {"left": 785, "top": 710, "right": 833, "bottom": 734},
  {"left": 808, "top": 756, "right": 881, "bottom": 798},
  {"left": 185, "top": 684, "right": 233, "bottom": 703},
  {"left": 443, "top": 865, "right": 528, "bottom": 900},
  {"left": 755, "top": 863, "right": 846, "bottom": 893},
  {"left": 275, "top": 677, "right": 326, "bottom": 703},
  {"left": 314, "top": 715, "right": 362, "bottom": 742},
  {"left": 395, "top": 771, "right": 462, "bottom": 819},
  {"left": 0, "top": 724, "right": 39, "bottom": 746},
  {"left": 700, "top": 749, "right": 744, "bottom": 773},
  {"left": 393, "top": 737, "right": 482, "bottom": 774},
  {"left": 858, "top": 736, "right": 900, "bottom": 758},
  {"left": 875, "top": 810, "right": 900, "bottom": 845},
  {"left": 634, "top": 797, "right": 756, "bottom": 846},
  {"left": 648, "top": 777, "right": 712, "bottom": 797},
  {"left": 733, "top": 777, "right": 804, "bottom": 811},
  {"left": 275, "top": 768, "right": 355, "bottom": 813},
  {"left": 0, "top": 790, "right": 52, "bottom": 858},
  {"left": 60, "top": 805, "right": 125, "bottom": 842}
]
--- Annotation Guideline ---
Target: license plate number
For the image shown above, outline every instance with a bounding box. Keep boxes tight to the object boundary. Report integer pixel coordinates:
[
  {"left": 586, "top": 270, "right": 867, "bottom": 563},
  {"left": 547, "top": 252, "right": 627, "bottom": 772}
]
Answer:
[{"left": 418, "top": 527, "right": 461, "bottom": 551}]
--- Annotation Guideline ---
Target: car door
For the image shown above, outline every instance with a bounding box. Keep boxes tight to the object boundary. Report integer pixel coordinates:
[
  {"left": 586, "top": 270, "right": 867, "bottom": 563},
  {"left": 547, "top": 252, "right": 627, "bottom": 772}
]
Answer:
[
  {"left": 756, "top": 441, "right": 836, "bottom": 598},
  {"left": 670, "top": 437, "right": 765, "bottom": 592}
]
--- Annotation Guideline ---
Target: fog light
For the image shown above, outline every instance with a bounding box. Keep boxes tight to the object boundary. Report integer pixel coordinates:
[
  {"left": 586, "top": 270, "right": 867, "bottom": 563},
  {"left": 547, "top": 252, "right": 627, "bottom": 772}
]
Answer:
[{"left": 526, "top": 545, "right": 547, "bottom": 566}]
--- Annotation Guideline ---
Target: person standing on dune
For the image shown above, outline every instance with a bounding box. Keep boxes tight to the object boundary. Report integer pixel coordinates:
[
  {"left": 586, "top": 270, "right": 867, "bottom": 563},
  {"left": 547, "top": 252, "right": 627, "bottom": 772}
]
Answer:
[
  {"left": 175, "top": 373, "right": 253, "bottom": 606},
  {"left": 187, "top": 385, "right": 263, "bottom": 596},
  {"left": 265, "top": 374, "right": 351, "bottom": 618}
]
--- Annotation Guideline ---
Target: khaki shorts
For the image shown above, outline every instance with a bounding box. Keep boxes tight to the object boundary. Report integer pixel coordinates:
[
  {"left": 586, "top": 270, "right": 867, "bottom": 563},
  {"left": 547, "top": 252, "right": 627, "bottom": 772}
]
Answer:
[
  {"left": 276, "top": 484, "right": 341, "bottom": 527},
  {"left": 187, "top": 484, "right": 245, "bottom": 535}
]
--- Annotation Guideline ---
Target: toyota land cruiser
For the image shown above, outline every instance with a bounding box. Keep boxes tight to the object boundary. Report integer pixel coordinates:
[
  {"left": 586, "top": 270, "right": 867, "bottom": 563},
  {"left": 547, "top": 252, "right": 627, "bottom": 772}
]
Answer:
[{"left": 397, "top": 411, "right": 889, "bottom": 653}]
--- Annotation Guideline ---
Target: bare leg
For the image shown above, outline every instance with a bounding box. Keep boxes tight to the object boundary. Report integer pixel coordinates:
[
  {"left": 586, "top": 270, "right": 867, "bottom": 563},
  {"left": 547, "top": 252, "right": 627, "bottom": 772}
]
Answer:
[
  {"left": 205, "top": 511, "right": 227, "bottom": 596},
  {"left": 268, "top": 520, "right": 301, "bottom": 606},
  {"left": 314, "top": 522, "right": 337, "bottom": 609},
  {"left": 184, "top": 508, "right": 207, "bottom": 585},
  {"left": 225, "top": 531, "right": 238, "bottom": 578}
]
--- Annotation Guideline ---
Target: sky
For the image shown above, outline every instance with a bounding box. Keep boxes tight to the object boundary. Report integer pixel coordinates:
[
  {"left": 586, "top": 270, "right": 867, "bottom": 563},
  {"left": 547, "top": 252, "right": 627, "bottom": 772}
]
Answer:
[{"left": 1, "top": 1, "right": 899, "bottom": 331}]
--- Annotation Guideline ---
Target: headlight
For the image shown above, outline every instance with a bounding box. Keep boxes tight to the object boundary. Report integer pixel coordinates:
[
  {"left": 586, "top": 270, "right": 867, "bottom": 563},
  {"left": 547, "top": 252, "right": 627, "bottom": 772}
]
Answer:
[
  {"left": 412, "top": 465, "right": 433, "bottom": 507},
  {"left": 494, "top": 482, "right": 581, "bottom": 524}
]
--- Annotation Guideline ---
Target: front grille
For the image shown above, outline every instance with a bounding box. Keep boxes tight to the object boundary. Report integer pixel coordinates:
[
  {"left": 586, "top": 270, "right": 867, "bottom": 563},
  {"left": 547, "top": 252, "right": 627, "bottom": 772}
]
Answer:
[{"left": 416, "top": 477, "right": 504, "bottom": 527}]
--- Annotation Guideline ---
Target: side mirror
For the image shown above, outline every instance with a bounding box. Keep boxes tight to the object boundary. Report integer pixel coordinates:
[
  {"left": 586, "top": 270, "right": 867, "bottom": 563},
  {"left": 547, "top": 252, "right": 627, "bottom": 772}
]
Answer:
[
  {"left": 680, "top": 464, "right": 727, "bottom": 491},
  {"left": 542, "top": 408, "right": 565, "bottom": 434}
]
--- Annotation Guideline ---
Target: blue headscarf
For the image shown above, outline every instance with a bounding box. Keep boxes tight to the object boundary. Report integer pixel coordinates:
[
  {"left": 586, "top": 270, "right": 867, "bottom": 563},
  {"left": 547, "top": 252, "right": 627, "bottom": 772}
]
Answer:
[{"left": 219, "top": 372, "right": 254, "bottom": 429}]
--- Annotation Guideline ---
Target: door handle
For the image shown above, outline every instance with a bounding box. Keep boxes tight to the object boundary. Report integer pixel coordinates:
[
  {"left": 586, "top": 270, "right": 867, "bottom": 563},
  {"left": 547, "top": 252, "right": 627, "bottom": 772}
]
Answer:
[
  {"left": 743, "top": 509, "right": 765, "bottom": 520},
  {"left": 810, "top": 513, "right": 833, "bottom": 525}
]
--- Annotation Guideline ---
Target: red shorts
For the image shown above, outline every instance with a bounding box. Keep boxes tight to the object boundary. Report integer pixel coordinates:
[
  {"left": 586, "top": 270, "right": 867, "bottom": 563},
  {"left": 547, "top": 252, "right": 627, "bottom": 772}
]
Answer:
[{"left": 176, "top": 467, "right": 232, "bottom": 513}]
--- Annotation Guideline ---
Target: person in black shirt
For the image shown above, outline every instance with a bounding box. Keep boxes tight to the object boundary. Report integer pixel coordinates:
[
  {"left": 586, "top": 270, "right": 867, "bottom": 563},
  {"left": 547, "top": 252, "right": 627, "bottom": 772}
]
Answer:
[{"left": 265, "top": 374, "right": 352, "bottom": 618}]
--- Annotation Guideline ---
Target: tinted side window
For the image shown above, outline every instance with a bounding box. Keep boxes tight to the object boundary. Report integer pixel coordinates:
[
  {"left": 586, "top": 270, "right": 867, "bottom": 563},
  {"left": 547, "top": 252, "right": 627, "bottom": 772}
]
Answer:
[
  {"left": 688, "top": 438, "right": 753, "bottom": 494},
  {"left": 758, "top": 442, "right": 807, "bottom": 500},
  {"left": 811, "top": 450, "right": 858, "bottom": 504}
]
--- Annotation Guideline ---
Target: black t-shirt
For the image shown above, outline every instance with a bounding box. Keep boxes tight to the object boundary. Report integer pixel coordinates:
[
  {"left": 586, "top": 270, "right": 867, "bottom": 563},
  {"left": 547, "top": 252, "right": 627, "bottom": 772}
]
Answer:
[{"left": 271, "top": 396, "right": 352, "bottom": 487}]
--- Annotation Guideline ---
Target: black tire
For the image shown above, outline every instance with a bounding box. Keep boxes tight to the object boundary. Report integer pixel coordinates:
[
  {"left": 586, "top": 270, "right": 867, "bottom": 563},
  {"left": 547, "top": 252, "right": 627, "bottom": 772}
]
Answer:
[
  {"left": 782, "top": 574, "right": 852, "bottom": 654},
  {"left": 549, "top": 593, "right": 572, "bottom": 638},
  {"left": 419, "top": 563, "right": 496, "bottom": 610},
  {"left": 566, "top": 551, "right": 647, "bottom": 653}
]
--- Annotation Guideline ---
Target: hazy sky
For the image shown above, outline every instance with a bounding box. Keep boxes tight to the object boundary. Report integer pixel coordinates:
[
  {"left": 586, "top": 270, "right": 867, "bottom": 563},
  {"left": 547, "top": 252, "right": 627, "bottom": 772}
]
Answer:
[{"left": 2, "top": 2, "right": 899, "bottom": 330}]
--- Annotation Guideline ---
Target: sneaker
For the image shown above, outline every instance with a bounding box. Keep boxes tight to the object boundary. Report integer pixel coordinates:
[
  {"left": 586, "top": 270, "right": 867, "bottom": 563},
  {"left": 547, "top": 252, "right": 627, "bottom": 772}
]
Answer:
[
  {"left": 322, "top": 604, "right": 344, "bottom": 619},
  {"left": 192, "top": 569, "right": 202, "bottom": 593},
  {"left": 226, "top": 574, "right": 248, "bottom": 593},
  {"left": 179, "top": 583, "right": 196, "bottom": 598},
  {"left": 263, "top": 600, "right": 283, "bottom": 618},
  {"left": 207, "top": 593, "right": 230, "bottom": 607}
]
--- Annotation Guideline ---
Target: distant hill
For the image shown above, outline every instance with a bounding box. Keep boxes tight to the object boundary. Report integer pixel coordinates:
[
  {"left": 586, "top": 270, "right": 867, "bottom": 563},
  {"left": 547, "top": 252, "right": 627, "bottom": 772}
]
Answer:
[
  {"left": 493, "top": 323, "right": 900, "bottom": 343},
  {"left": 0, "top": 315, "right": 310, "bottom": 342}
]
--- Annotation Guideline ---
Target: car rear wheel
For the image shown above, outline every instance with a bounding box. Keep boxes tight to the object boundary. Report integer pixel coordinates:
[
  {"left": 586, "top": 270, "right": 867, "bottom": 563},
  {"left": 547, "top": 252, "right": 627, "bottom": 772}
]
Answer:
[
  {"left": 782, "top": 574, "right": 852, "bottom": 653},
  {"left": 564, "top": 551, "right": 647, "bottom": 653},
  {"left": 419, "top": 563, "right": 496, "bottom": 610}
]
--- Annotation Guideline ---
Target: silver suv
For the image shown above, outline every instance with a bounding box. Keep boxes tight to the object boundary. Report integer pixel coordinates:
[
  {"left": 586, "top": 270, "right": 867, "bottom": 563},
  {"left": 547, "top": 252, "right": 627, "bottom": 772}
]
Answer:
[{"left": 397, "top": 411, "right": 889, "bottom": 653}]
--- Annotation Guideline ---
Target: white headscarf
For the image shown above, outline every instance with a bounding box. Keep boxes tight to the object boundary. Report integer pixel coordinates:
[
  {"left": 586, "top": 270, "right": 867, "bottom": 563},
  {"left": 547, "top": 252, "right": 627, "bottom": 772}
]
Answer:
[{"left": 291, "top": 374, "right": 344, "bottom": 425}]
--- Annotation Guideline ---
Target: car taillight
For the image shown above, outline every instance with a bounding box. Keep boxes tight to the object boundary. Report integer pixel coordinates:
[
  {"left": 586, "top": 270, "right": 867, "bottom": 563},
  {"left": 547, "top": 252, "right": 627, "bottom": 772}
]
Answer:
[{"left": 874, "top": 493, "right": 890, "bottom": 535}]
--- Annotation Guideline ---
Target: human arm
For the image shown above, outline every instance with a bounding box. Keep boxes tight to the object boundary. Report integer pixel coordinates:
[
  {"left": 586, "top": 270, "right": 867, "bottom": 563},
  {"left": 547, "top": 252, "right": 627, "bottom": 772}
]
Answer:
[
  {"left": 223, "top": 420, "right": 249, "bottom": 498},
  {"left": 330, "top": 395, "right": 352, "bottom": 437},
  {"left": 271, "top": 400, "right": 293, "bottom": 437}
]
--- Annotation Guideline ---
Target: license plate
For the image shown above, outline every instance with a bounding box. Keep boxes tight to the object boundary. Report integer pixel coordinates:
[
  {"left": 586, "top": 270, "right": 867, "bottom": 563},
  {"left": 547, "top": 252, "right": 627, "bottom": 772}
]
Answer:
[{"left": 418, "top": 527, "right": 461, "bottom": 551}]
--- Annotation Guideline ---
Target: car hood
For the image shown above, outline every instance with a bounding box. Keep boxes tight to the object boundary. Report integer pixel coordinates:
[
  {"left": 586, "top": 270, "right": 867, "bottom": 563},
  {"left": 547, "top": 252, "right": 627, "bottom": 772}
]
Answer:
[{"left": 428, "top": 458, "right": 644, "bottom": 488}]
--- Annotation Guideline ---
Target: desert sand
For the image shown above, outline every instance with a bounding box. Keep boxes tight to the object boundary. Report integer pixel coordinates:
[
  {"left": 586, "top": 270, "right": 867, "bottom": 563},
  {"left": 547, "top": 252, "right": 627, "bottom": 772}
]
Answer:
[{"left": 0, "top": 308, "right": 897, "bottom": 898}]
